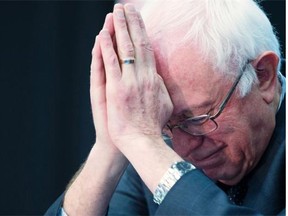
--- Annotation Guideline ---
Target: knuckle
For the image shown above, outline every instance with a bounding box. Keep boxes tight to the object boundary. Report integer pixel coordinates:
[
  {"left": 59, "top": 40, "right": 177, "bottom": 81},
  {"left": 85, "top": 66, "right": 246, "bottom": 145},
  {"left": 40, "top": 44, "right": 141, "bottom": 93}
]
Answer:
[
  {"left": 117, "top": 86, "right": 134, "bottom": 101},
  {"left": 134, "top": 38, "right": 153, "bottom": 52},
  {"left": 108, "top": 55, "right": 119, "bottom": 67},
  {"left": 138, "top": 17, "right": 145, "bottom": 29},
  {"left": 120, "top": 42, "right": 134, "bottom": 56},
  {"left": 134, "top": 38, "right": 147, "bottom": 48},
  {"left": 143, "top": 80, "right": 153, "bottom": 91},
  {"left": 127, "top": 13, "right": 139, "bottom": 25},
  {"left": 100, "top": 38, "right": 112, "bottom": 49},
  {"left": 145, "top": 42, "right": 154, "bottom": 52},
  {"left": 117, "top": 18, "right": 127, "bottom": 29},
  {"left": 141, "top": 76, "right": 156, "bottom": 90}
]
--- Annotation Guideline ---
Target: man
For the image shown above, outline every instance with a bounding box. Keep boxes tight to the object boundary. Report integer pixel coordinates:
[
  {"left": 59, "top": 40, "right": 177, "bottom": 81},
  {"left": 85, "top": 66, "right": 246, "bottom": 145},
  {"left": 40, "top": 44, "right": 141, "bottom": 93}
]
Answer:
[{"left": 46, "top": 0, "right": 285, "bottom": 215}]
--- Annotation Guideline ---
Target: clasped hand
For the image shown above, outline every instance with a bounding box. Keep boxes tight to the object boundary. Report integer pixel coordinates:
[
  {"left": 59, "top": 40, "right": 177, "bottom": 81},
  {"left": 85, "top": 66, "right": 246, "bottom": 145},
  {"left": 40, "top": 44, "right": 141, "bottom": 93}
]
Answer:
[{"left": 90, "top": 3, "right": 173, "bottom": 150}]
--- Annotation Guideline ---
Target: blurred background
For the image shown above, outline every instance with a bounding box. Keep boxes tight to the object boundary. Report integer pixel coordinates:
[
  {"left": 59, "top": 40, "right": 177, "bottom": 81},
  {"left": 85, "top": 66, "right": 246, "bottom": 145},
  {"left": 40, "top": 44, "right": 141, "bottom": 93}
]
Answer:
[{"left": 0, "top": 0, "right": 285, "bottom": 215}]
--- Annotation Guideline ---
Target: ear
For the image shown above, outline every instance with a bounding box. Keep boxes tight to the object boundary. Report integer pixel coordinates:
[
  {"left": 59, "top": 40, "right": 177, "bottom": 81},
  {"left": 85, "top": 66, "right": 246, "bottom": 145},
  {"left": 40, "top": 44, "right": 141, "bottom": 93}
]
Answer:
[{"left": 252, "top": 51, "right": 279, "bottom": 104}]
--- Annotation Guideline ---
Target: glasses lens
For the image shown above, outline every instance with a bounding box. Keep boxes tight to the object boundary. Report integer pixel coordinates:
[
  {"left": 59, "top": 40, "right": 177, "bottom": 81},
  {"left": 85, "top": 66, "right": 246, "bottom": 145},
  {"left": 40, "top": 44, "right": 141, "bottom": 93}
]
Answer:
[
  {"left": 180, "top": 117, "right": 218, "bottom": 136},
  {"left": 187, "top": 115, "right": 210, "bottom": 125}
]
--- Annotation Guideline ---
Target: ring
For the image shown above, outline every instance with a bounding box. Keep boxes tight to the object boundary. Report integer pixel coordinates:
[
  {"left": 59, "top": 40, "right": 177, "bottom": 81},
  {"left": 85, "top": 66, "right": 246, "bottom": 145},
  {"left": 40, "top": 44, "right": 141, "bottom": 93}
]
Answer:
[{"left": 120, "top": 58, "right": 135, "bottom": 65}]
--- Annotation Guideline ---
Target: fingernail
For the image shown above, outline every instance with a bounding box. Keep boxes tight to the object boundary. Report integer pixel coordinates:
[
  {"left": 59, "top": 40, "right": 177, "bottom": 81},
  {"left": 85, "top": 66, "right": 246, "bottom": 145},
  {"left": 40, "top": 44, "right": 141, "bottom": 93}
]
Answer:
[
  {"left": 125, "top": 4, "right": 136, "bottom": 12},
  {"left": 114, "top": 3, "right": 123, "bottom": 10},
  {"left": 115, "top": 9, "right": 124, "bottom": 19}
]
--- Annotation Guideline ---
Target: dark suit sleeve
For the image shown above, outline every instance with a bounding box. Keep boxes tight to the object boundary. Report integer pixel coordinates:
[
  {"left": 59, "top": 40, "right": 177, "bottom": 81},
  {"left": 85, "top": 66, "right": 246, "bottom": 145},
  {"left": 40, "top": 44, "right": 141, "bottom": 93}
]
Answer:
[
  {"left": 108, "top": 164, "right": 151, "bottom": 215},
  {"left": 109, "top": 165, "right": 263, "bottom": 215},
  {"left": 44, "top": 193, "right": 65, "bottom": 216},
  {"left": 109, "top": 161, "right": 286, "bottom": 215},
  {"left": 155, "top": 169, "right": 260, "bottom": 215},
  {"left": 44, "top": 167, "right": 285, "bottom": 215}
]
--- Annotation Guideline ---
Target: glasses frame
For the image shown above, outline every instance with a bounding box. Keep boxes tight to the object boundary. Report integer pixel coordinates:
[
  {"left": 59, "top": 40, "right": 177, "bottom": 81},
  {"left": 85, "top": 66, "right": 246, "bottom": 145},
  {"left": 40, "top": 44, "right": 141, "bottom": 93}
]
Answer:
[{"left": 166, "top": 62, "right": 250, "bottom": 136}]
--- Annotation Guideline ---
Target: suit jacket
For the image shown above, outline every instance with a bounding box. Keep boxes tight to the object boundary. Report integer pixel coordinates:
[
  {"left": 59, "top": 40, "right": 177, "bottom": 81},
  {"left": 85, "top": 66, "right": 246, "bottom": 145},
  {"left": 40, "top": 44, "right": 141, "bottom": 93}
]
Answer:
[{"left": 45, "top": 98, "right": 285, "bottom": 215}]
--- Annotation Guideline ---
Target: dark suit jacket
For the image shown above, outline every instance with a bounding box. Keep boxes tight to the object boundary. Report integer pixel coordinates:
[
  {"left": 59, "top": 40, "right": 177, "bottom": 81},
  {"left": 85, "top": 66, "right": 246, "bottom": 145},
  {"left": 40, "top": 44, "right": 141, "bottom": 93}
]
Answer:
[{"left": 45, "top": 98, "right": 285, "bottom": 215}]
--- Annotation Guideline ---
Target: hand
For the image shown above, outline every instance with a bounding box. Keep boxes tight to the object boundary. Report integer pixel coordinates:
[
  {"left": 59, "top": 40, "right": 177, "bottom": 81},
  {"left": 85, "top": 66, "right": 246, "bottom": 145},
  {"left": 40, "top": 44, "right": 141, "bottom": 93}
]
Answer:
[
  {"left": 63, "top": 6, "right": 175, "bottom": 214},
  {"left": 63, "top": 14, "right": 127, "bottom": 216},
  {"left": 90, "top": 12, "right": 123, "bottom": 155},
  {"left": 98, "top": 4, "right": 173, "bottom": 145}
]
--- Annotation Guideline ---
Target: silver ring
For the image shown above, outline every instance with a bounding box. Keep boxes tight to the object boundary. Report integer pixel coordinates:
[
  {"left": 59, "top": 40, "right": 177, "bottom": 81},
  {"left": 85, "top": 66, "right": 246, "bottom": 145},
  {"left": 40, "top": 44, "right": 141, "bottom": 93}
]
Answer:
[{"left": 120, "top": 58, "right": 135, "bottom": 65}]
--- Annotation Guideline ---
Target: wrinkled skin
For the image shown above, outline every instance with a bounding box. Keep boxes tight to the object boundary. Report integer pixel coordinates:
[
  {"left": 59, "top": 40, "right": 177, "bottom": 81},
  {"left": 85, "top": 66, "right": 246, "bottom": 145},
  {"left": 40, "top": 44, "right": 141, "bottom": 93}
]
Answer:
[{"left": 153, "top": 42, "right": 278, "bottom": 185}]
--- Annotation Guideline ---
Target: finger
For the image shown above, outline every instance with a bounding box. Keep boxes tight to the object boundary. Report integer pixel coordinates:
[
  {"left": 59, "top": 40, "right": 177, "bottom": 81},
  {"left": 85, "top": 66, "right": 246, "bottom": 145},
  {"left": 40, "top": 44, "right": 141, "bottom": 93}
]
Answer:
[
  {"left": 90, "top": 35, "right": 107, "bottom": 130},
  {"left": 124, "top": 4, "right": 155, "bottom": 65},
  {"left": 103, "top": 12, "right": 118, "bottom": 50},
  {"left": 91, "top": 36, "right": 104, "bottom": 87},
  {"left": 137, "top": 11, "right": 155, "bottom": 58},
  {"left": 103, "top": 13, "right": 114, "bottom": 36},
  {"left": 113, "top": 4, "right": 135, "bottom": 69},
  {"left": 99, "top": 29, "right": 122, "bottom": 84},
  {"left": 90, "top": 12, "right": 115, "bottom": 88}
]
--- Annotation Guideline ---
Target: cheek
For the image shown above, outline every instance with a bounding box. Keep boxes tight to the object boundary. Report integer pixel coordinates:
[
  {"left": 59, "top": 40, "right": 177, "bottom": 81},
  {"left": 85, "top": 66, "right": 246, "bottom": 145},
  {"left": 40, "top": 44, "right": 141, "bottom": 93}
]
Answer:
[
  {"left": 217, "top": 114, "right": 258, "bottom": 159},
  {"left": 224, "top": 92, "right": 274, "bottom": 166},
  {"left": 171, "top": 114, "right": 267, "bottom": 183},
  {"left": 172, "top": 127, "right": 258, "bottom": 184},
  {"left": 215, "top": 129, "right": 260, "bottom": 179},
  {"left": 220, "top": 120, "right": 256, "bottom": 158},
  {"left": 222, "top": 112, "right": 271, "bottom": 169},
  {"left": 215, "top": 140, "right": 255, "bottom": 184}
]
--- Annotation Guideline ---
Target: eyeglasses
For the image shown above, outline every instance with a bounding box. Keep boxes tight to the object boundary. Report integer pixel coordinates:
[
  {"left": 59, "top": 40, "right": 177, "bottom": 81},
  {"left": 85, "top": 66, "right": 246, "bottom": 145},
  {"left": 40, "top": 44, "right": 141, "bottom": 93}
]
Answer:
[{"left": 163, "top": 62, "right": 249, "bottom": 138}]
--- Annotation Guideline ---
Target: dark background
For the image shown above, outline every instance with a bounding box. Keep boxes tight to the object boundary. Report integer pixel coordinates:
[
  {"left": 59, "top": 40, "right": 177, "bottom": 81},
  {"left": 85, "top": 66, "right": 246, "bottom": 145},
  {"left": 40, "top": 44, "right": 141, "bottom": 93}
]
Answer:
[{"left": 0, "top": 1, "right": 285, "bottom": 215}]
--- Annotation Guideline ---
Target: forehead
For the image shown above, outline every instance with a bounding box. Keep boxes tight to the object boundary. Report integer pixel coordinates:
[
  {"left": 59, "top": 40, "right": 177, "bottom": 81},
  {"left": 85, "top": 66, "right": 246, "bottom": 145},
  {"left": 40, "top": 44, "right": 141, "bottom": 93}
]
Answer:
[{"left": 156, "top": 44, "right": 227, "bottom": 115}]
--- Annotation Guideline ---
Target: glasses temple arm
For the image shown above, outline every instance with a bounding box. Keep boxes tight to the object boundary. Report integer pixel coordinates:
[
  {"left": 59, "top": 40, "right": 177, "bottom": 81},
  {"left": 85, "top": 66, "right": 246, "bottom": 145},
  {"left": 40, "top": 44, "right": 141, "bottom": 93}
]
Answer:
[{"left": 211, "top": 62, "right": 249, "bottom": 119}]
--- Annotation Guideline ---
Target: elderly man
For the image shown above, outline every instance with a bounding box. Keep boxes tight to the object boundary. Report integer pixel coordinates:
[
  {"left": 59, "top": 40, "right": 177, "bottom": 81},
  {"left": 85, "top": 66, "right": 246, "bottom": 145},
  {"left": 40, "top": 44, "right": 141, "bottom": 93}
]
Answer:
[{"left": 46, "top": 0, "right": 285, "bottom": 215}]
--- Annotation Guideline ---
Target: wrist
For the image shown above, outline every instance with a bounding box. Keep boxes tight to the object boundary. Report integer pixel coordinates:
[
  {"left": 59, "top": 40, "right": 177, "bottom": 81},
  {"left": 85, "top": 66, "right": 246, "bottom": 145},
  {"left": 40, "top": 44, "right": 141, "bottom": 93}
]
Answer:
[
  {"left": 63, "top": 144, "right": 128, "bottom": 215},
  {"left": 89, "top": 143, "right": 129, "bottom": 176},
  {"left": 114, "top": 135, "right": 183, "bottom": 192},
  {"left": 114, "top": 133, "right": 164, "bottom": 149},
  {"left": 153, "top": 161, "right": 195, "bottom": 205}
]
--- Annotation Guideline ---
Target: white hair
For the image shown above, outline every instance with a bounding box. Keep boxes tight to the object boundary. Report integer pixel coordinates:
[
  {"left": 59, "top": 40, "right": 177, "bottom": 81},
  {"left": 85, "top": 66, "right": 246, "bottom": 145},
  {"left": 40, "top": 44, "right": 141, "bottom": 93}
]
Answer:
[{"left": 140, "top": 0, "right": 282, "bottom": 97}]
